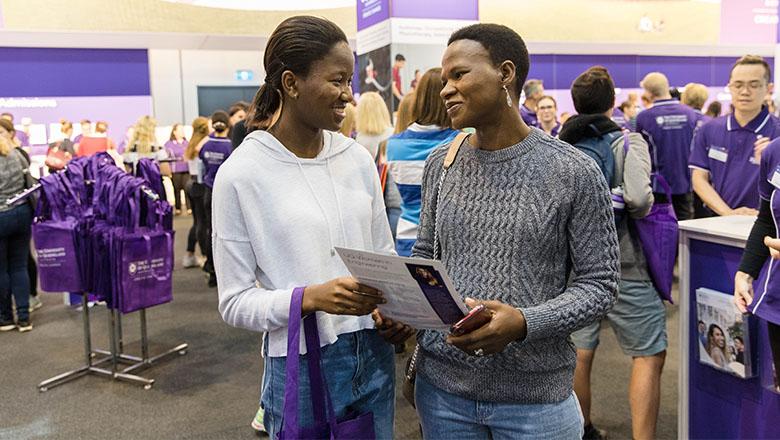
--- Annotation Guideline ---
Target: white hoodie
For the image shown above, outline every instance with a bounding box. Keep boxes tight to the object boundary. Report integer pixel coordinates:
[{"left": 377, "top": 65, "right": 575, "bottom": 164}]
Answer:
[{"left": 212, "top": 130, "right": 395, "bottom": 357}]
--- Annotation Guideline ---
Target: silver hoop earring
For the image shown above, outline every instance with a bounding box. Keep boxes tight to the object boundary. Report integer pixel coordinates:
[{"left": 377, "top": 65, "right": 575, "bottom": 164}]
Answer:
[{"left": 503, "top": 85, "right": 513, "bottom": 107}]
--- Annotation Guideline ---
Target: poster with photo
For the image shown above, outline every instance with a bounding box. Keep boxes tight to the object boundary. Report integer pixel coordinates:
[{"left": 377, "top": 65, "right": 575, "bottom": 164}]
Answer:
[
  {"left": 358, "top": 44, "right": 393, "bottom": 113},
  {"left": 696, "top": 288, "right": 756, "bottom": 378}
]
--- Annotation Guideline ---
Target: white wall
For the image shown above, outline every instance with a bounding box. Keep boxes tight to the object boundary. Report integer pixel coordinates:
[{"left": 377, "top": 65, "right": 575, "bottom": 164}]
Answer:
[
  {"left": 148, "top": 48, "right": 264, "bottom": 125},
  {"left": 149, "top": 49, "right": 184, "bottom": 125}
]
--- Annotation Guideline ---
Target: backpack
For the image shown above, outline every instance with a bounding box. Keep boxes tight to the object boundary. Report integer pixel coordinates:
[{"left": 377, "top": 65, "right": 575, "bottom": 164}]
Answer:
[
  {"left": 573, "top": 130, "right": 624, "bottom": 188},
  {"left": 573, "top": 130, "right": 627, "bottom": 223}
]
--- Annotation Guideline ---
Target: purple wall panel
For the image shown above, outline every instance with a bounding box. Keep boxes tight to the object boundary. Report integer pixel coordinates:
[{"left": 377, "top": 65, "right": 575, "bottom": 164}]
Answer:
[
  {"left": 391, "top": 0, "right": 478, "bottom": 20},
  {"left": 526, "top": 54, "right": 555, "bottom": 91},
  {"left": 638, "top": 56, "right": 711, "bottom": 88},
  {"left": 527, "top": 54, "right": 774, "bottom": 91},
  {"left": 0, "top": 47, "right": 150, "bottom": 97}
]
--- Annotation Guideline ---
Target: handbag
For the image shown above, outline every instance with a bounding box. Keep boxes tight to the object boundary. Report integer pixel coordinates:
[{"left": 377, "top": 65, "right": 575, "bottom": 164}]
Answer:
[
  {"left": 278, "top": 287, "right": 375, "bottom": 440},
  {"left": 402, "top": 132, "right": 469, "bottom": 408},
  {"left": 632, "top": 173, "right": 678, "bottom": 302},
  {"left": 45, "top": 143, "right": 70, "bottom": 170}
]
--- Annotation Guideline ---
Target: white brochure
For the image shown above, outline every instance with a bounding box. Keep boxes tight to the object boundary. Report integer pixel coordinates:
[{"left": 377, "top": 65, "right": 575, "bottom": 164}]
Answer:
[{"left": 335, "top": 247, "right": 468, "bottom": 330}]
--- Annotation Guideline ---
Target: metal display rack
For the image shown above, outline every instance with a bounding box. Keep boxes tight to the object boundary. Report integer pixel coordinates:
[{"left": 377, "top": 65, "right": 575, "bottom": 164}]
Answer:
[
  {"left": 38, "top": 293, "right": 188, "bottom": 392},
  {"left": 6, "top": 177, "right": 187, "bottom": 392}
]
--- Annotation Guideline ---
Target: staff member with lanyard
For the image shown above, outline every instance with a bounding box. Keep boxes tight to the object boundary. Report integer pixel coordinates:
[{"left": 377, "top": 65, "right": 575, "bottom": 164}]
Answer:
[
  {"left": 735, "top": 136, "right": 780, "bottom": 394},
  {"left": 689, "top": 55, "right": 780, "bottom": 217}
]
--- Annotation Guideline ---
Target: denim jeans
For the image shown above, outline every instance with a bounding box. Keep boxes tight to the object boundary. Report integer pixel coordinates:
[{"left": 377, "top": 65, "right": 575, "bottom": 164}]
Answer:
[
  {"left": 415, "top": 374, "right": 584, "bottom": 440},
  {"left": 261, "top": 329, "right": 395, "bottom": 439},
  {"left": 0, "top": 204, "right": 33, "bottom": 322}
]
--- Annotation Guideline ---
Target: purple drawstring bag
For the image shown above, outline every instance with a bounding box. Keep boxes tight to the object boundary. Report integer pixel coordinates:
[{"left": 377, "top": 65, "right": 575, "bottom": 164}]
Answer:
[
  {"left": 278, "top": 287, "right": 375, "bottom": 440},
  {"left": 632, "top": 173, "right": 679, "bottom": 302}
]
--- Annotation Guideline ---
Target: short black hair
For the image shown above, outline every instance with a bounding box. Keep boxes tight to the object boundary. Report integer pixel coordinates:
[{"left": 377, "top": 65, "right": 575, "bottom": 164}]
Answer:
[
  {"left": 395, "top": 54, "right": 406, "bottom": 62},
  {"left": 447, "top": 23, "right": 529, "bottom": 98},
  {"left": 571, "top": 66, "right": 615, "bottom": 115}
]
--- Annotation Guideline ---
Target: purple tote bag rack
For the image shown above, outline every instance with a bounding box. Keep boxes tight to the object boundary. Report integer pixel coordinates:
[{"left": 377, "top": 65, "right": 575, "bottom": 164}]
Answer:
[{"left": 278, "top": 287, "right": 375, "bottom": 440}]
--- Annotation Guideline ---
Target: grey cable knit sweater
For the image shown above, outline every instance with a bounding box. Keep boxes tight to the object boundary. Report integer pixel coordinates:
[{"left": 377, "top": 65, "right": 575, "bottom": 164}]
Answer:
[{"left": 412, "top": 127, "right": 620, "bottom": 404}]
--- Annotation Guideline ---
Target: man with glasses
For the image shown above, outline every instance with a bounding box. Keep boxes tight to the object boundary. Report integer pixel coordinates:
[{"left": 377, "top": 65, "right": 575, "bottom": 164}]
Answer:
[
  {"left": 689, "top": 55, "right": 780, "bottom": 216},
  {"left": 637, "top": 72, "right": 699, "bottom": 220}
]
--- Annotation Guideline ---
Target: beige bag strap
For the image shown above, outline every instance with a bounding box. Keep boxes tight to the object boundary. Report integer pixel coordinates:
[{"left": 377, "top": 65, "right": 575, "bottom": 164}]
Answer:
[{"left": 443, "top": 132, "right": 469, "bottom": 169}]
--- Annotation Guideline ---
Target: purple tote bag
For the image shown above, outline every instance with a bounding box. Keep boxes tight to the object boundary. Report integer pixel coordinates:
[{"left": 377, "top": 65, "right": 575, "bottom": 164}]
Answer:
[
  {"left": 633, "top": 173, "right": 678, "bottom": 302},
  {"left": 33, "top": 173, "right": 84, "bottom": 292},
  {"left": 278, "top": 287, "right": 375, "bottom": 440},
  {"left": 114, "top": 183, "right": 174, "bottom": 313}
]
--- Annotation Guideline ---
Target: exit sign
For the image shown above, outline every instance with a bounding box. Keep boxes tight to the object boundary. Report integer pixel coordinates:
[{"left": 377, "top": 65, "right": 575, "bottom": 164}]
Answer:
[{"left": 235, "top": 70, "right": 254, "bottom": 81}]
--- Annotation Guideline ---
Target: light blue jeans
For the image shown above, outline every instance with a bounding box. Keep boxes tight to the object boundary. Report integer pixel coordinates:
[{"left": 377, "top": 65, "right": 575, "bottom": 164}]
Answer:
[
  {"left": 415, "top": 374, "right": 584, "bottom": 440},
  {"left": 261, "top": 329, "right": 395, "bottom": 439}
]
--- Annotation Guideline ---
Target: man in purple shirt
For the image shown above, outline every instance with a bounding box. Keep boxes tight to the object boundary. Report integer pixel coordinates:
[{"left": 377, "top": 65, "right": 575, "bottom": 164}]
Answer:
[
  {"left": 689, "top": 55, "right": 780, "bottom": 216},
  {"left": 637, "top": 72, "right": 699, "bottom": 220},
  {"left": 520, "top": 79, "right": 543, "bottom": 127}
]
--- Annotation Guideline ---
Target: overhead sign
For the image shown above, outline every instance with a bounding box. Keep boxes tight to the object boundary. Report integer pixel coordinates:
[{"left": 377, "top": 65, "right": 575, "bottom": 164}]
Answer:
[{"left": 235, "top": 69, "right": 254, "bottom": 81}]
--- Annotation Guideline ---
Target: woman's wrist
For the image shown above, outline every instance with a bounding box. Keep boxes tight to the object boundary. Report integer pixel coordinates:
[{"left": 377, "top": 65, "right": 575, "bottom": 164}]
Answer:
[
  {"left": 301, "top": 285, "right": 319, "bottom": 315},
  {"left": 735, "top": 271, "right": 754, "bottom": 283}
]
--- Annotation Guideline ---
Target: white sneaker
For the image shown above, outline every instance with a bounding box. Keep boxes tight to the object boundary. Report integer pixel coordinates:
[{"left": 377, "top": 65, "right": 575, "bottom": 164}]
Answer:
[
  {"left": 182, "top": 254, "right": 199, "bottom": 268},
  {"left": 29, "top": 296, "right": 43, "bottom": 312}
]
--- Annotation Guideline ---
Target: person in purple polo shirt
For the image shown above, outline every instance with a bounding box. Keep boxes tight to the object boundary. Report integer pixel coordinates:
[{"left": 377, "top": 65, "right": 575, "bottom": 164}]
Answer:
[
  {"left": 199, "top": 110, "right": 232, "bottom": 288},
  {"left": 520, "top": 79, "right": 543, "bottom": 127},
  {"left": 681, "top": 82, "right": 711, "bottom": 128},
  {"left": 164, "top": 123, "right": 190, "bottom": 215},
  {"left": 536, "top": 95, "right": 561, "bottom": 137},
  {"left": 735, "top": 137, "right": 780, "bottom": 394},
  {"left": 690, "top": 55, "right": 780, "bottom": 217},
  {"left": 637, "top": 72, "right": 699, "bottom": 220}
]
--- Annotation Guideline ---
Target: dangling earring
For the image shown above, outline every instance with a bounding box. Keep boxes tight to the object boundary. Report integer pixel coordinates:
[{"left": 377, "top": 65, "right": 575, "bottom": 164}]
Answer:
[{"left": 503, "top": 85, "right": 513, "bottom": 107}]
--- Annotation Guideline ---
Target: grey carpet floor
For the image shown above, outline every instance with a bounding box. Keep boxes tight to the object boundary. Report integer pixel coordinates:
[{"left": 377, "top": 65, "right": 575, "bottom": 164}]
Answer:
[{"left": 0, "top": 216, "right": 678, "bottom": 439}]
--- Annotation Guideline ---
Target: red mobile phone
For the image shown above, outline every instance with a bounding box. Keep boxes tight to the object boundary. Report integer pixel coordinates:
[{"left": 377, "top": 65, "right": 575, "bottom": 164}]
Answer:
[{"left": 450, "top": 304, "right": 492, "bottom": 336}]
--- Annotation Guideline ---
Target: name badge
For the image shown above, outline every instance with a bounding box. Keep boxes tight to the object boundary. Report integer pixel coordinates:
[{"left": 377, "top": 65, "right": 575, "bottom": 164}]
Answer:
[
  {"left": 771, "top": 166, "right": 780, "bottom": 189},
  {"left": 708, "top": 146, "right": 728, "bottom": 163}
]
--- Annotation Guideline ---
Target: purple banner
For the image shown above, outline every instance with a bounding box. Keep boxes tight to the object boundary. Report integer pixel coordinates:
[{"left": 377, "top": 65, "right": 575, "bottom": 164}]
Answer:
[
  {"left": 391, "top": 0, "right": 478, "bottom": 20},
  {"left": 0, "top": 47, "right": 150, "bottom": 97},
  {"left": 0, "top": 96, "right": 153, "bottom": 146},
  {"left": 357, "top": 0, "right": 390, "bottom": 31}
]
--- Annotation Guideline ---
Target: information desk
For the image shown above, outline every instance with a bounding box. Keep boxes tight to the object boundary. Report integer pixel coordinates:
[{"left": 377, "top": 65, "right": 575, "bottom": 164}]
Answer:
[{"left": 679, "top": 216, "right": 780, "bottom": 439}]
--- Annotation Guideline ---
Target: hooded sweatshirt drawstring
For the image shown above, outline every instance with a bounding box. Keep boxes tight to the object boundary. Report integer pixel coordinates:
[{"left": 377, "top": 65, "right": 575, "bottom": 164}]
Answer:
[
  {"left": 294, "top": 146, "right": 349, "bottom": 257},
  {"left": 326, "top": 156, "right": 350, "bottom": 248}
]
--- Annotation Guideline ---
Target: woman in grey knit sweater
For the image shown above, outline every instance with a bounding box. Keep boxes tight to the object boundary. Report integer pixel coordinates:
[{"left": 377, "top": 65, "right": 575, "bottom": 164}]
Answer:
[{"left": 410, "top": 24, "right": 620, "bottom": 439}]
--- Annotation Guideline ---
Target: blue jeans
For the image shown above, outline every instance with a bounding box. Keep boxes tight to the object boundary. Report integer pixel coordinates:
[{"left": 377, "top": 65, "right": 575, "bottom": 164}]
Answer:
[
  {"left": 0, "top": 204, "right": 32, "bottom": 322},
  {"left": 415, "top": 374, "right": 584, "bottom": 440},
  {"left": 261, "top": 329, "right": 395, "bottom": 439}
]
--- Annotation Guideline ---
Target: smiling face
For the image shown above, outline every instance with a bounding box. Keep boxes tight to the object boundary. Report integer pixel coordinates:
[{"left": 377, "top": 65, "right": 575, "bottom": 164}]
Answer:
[
  {"left": 712, "top": 327, "right": 725, "bottom": 348},
  {"left": 440, "top": 39, "right": 510, "bottom": 130},
  {"left": 729, "top": 64, "right": 772, "bottom": 114},
  {"left": 229, "top": 109, "right": 246, "bottom": 127},
  {"left": 537, "top": 97, "right": 557, "bottom": 124},
  {"left": 285, "top": 41, "right": 354, "bottom": 132}
]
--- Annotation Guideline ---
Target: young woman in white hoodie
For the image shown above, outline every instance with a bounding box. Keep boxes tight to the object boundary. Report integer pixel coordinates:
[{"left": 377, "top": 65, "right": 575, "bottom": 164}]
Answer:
[{"left": 211, "top": 16, "right": 412, "bottom": 440}]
